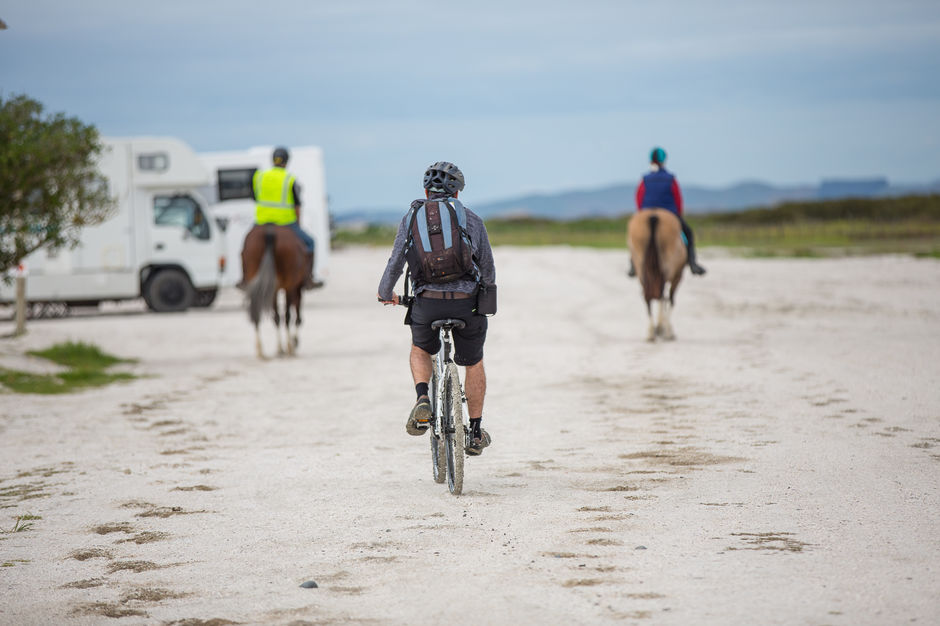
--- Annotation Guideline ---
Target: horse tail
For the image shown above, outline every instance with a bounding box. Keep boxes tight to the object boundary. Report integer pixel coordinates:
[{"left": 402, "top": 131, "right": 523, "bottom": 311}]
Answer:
[
  {"left": 643, "top": 214, "right": 665, "bottom": 301},
  {"left": 247, "top": 226, "right": 277, "bottom": 326}
]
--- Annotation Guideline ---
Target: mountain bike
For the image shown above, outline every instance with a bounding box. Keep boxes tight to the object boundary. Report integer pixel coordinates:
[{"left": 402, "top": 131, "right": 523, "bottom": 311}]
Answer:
[{"left": 396, "top": 295, "right": 468, "bottom": 495}]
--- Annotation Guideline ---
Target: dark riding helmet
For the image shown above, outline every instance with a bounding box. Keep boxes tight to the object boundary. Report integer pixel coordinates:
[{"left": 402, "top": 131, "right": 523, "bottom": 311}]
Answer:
[
  {"left": 273, "top": 146, "right": 290, "bottom": 166},
  {"left": 650, "top": 147, "right": 667, "bottom": 165},
  {"left": 423, "top": 161, "right": 465, "bottom": 194}
]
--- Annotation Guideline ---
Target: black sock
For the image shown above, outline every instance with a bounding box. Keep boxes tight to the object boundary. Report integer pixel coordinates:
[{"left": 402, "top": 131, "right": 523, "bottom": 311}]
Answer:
[
  {"left": 416, "top": 383, "right": 429, "bottom": 399},
  {"left": 469, "top": 417, "right": 482, "bottom": 437}
]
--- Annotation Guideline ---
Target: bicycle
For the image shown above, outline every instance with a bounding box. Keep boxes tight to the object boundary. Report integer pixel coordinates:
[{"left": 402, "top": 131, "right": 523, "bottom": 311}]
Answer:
[{"left": 396, "top": 294, "right": 469, "bottom": 495}]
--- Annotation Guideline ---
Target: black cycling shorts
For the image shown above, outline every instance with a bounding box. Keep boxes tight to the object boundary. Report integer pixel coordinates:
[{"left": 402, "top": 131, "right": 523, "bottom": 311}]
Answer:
[{"left": 410, "top": 296, "right": 487, "bottom": 366}]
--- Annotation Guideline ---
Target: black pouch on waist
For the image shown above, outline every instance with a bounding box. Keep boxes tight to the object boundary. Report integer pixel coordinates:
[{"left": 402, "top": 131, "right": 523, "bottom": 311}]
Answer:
[{"left": 475, "top": 283, "right": 497, "bottom": 316}]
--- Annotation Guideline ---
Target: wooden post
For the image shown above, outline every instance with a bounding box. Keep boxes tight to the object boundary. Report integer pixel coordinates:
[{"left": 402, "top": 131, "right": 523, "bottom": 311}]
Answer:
[{"left": 14, "top": 274, "right": 26, "bottom": 336}]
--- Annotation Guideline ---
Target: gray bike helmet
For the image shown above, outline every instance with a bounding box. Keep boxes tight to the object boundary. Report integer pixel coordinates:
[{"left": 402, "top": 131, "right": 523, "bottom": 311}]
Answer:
[
  {"left": 423, "top": 161, "right": 465, "bottom": 194},
  {"left": 273, "top": 146, "right": 290, "bottom": 166}
]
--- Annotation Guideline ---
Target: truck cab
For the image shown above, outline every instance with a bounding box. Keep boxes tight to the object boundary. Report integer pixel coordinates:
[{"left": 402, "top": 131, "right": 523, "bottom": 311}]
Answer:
[{"left": 0, "top": 137, "right": 225, "bottom": 313}]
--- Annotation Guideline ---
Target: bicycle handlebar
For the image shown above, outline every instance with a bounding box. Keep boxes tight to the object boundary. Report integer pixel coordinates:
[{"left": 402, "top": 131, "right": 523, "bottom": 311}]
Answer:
[{"left": 377, "top": 295, "right": 414, "bottom": 306}]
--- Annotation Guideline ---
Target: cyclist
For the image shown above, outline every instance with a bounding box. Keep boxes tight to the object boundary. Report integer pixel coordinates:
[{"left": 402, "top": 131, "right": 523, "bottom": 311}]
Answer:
[
  {"left": 248, "top": 146, "right": 317, "bottom": 289},
  {"left": 377, "top": 161, "right": 496, "bottom": 456},
  {"left": 629, "top": 147, "right": 706, "bottom": 277}
]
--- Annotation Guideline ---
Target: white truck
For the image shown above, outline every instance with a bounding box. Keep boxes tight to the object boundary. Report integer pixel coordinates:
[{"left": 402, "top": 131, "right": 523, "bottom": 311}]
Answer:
[
  {"left": 197, "top": 145, "right": 330, "bottom": 287},
  {"left": 0, "top": 137, "right": 225, "bottom": 313}
]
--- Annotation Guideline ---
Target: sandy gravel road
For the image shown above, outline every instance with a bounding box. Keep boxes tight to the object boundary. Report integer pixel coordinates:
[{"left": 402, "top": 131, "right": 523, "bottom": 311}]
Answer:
[{"left": 1, "top": 247, "right": 938, "bottom": 625}]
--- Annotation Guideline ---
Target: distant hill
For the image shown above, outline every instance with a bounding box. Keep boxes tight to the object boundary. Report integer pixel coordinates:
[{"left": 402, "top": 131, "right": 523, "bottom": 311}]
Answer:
[{"left": 336, "top": 177, "right": 940, "bottom": 224}]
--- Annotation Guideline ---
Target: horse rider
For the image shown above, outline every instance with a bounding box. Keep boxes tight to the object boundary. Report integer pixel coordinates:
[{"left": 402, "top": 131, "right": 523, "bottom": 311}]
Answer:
[
  {"left": 247, "top": 146, "right": 316, "bottom": 289},
  {"left": 377, "top": 161, "right": 496, "bottom": 456},
  {"left": 628, "top": 147, "right": 707, "bottom": 277}
]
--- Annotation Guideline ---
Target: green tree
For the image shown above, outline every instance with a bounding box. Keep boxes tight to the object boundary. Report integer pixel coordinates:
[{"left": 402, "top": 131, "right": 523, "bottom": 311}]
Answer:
[{"left": 0, "top": 93, "right": 115, "bottom": 275}]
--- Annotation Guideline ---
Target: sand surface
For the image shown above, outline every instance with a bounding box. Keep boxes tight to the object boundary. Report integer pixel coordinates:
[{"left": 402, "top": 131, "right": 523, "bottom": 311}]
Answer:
[{"left": 1, "top": 246, "right": 939, "bottom": 625}]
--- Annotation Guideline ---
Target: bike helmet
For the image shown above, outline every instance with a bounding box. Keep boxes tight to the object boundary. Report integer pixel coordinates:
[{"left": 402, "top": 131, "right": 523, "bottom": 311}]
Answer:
[
  {"left": 650, "top": 147, "right": 667, "bottom": 165},
  {"left": 423, "top": 161, "right": 465, "bottom": 194},
  {"left": 273, "top": 146, "right": 290, "bottom": 166}
]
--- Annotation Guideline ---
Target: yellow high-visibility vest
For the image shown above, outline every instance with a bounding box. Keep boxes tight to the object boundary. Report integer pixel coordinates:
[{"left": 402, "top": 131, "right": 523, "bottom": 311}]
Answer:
[{"left": 254, "top": 167, "right": 297, "bottom": 225}]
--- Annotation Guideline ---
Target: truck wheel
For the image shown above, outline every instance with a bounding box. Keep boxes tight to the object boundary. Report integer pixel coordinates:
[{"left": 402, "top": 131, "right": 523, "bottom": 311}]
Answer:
[
  {"left": 193, "top": 288, "right": 218, "bottom": 308},
  {"left": 145, "top": 269, "right": 194, "bottom": 312}
]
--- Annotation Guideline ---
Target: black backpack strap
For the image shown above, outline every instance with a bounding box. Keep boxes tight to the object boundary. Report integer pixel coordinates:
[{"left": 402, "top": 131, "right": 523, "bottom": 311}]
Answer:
[{"left": 403, "top": 199, "right": 424, "bottom": 249}]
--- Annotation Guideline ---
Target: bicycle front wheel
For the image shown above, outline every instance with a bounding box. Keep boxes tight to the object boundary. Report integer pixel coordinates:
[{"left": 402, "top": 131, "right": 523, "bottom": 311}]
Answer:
[
  {"left": 443, "top": 363, "right": 465, "bottom": 495},
  {"left": 429, "top": 366, "right": 445, "bottom": 483}
]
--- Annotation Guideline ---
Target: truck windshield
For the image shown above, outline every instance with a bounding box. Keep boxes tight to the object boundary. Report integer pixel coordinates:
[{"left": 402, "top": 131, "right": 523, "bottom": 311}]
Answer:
[{"left": 154, "top": 195, "right": 210, "bottom": 240}]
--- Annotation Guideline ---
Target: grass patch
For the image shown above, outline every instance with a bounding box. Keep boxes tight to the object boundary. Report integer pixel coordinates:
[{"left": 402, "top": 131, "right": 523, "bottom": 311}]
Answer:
[
  {"left": 0, "top": 341, "right": 136, "bottom": 395},
  {"left": 334, "top": 193, "right": 940, "bottom": 256},
  {"left": 27, "top": 341, "right": 133, "bottom": 370},
  {"left": 4, "top": 513, "right": 41, "bottom": 533}
]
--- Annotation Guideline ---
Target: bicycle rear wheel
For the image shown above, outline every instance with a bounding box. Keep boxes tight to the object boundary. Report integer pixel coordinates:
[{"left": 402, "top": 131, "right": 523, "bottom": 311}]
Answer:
[
  {"left": 443, "top": 363, "right": 465, "bottom": 495},
  {"left": 429, "top": 366, "right": 445, "bottom": 483}
]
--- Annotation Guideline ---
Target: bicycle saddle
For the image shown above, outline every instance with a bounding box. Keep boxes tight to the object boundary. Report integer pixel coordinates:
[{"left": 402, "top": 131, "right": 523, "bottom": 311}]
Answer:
[{"left": 431, "top": 318, "right": 466, "bottom": 330}]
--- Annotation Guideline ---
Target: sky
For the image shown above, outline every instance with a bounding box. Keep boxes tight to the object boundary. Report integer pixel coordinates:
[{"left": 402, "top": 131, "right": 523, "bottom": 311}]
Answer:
[{"left": 1, "top": 0, "right": 939, "bottom": 212}]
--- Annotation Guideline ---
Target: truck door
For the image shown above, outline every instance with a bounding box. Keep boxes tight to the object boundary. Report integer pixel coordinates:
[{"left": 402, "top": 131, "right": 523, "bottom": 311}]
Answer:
[{"left": 151, "top": 194, "right": 220, "bottom": 289}]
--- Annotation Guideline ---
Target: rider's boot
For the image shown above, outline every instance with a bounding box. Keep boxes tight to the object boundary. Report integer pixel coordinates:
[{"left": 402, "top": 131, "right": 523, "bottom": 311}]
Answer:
[
  {"left": 627, "top": 258, "right": 637, "bottom": 278},
  {"left": 303, "top": 252, "right": 316, "bottom": 290},
  {"left": 466, "top": 418, "right": 491, "bottom": 456},
  {"left": 406, "top": 395, "right": 431, "bottom": 436},
  {"left": 687, "top": 241, "right": 706, "bottom": 276}
]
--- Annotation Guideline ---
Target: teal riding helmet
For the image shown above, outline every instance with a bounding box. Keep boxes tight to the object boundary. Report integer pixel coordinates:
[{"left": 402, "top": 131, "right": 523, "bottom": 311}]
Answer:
[{"left": 650, "top": 147, "right": 667, "bottom": 164}]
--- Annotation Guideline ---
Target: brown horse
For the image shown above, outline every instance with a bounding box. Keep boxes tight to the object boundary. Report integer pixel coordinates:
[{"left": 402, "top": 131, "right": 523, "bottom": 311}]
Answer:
[
  {"left": 627, "top": 209, "right": 687, "bottom": 341},
  {"left": 241, "top": 224, "right": 307, "bottom": 358}
]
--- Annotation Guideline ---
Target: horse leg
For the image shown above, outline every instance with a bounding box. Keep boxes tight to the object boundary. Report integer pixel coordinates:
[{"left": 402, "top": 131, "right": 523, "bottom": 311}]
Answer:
[
  {"left": 255, "top": 322, "right": 265, "bottom": 360},
  {"left": 660, "top": 297, "right": 675, "bottom": 341},
  {"left": 655, "top": 298, "right": 666, "bottom": 338},
  {"left": 285, "top": 293, "right": 295, "bottom": 356},
  {"left": 646, "top": 298, "right": 656, "bottom": 342},
  {"left": 664, "top": 272, "right": 681, "bottom": 341},
  {"left": 273, "top": 290, "right": 285, "bottom": 356},
  {"left": 292, "top": 288, "right": 302, "bottom": 353}
]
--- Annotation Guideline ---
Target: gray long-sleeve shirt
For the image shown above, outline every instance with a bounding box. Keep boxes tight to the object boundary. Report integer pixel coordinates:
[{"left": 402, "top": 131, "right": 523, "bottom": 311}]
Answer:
[{"left": 377, "top": 196, "right": 495, "bottom": 300}]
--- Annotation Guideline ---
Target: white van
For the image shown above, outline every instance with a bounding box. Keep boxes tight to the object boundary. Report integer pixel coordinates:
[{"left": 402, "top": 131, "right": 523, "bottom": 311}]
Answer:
[
  {"left": 197, "top": 146, "right": 330, "bottom": 287},
  {"left": 0, "top": 137, "right": 225, "bottom": 312}
]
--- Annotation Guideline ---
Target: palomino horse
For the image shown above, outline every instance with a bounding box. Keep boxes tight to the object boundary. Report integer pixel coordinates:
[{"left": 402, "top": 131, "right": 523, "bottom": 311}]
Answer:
[
  {"left": 627, "top": 209, "right": 687, "bottom": 341},
  {"left": 241, "top": 224, "right": 307, "bottom": 358}
]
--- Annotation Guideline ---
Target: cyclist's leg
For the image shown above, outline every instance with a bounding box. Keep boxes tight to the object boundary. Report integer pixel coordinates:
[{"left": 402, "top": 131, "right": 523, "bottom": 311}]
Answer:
[
  {"left": 464, "top": 360, "right": 486, "bottom": 419},
  {"left": 410, "top": 344, "right": 433, "bottom": 392},
  {"left": 451, "top": 301, "right": 487, "bottom": 415},
  {"left": 405, "top": 297, "right": 444, "bottom": 435},
  {"left": 452, "top": 303, "right": 490, "bottom": 453}
]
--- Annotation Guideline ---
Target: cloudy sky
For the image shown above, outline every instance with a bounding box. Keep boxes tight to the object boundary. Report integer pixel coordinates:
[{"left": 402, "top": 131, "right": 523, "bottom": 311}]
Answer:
[{"left": 2, "top": 0, "right": 938, "bottom": 211}]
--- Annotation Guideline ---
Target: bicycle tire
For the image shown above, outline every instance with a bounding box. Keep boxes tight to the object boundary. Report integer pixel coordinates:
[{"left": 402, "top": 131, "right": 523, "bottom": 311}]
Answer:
[
  {"left": 429, "top": 366, "right": 445, "bottom": 483},
  {"left": 443, "top": 363, "right": 465, "bottom": 495}
]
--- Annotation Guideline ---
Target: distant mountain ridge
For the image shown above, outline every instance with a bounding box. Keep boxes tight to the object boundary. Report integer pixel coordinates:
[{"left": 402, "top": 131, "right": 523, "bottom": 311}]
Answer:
[{"left": 336, "top": 177, "right": 940, "bottom": 224}]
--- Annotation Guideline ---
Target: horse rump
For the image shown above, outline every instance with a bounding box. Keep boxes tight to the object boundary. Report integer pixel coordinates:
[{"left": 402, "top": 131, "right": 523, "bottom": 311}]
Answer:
[{"left": 247, "top": 226, "right": 278, "bottom": 326}]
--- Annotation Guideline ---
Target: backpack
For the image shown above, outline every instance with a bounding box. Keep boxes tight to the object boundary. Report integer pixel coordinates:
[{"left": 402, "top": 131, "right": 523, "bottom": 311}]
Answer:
[{"left": 405, "top": 198, "right": 476, "bottom": 284}]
